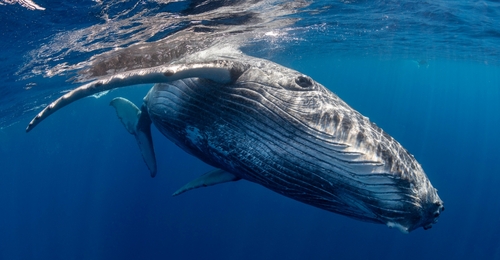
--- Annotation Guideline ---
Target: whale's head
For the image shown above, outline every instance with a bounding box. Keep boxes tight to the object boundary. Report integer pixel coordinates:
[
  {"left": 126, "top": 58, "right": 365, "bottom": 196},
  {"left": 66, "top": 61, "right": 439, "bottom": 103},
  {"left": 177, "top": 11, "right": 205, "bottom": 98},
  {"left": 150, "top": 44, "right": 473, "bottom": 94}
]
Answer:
[
  {"left": 223, "top": 55, "right": 445, "bottom": 233},
  {"left": 420, "top": 198, "right": 445, "bottom": 231},
  {"left": 408, "top": 181, "right": 444, "bottom": 232}
]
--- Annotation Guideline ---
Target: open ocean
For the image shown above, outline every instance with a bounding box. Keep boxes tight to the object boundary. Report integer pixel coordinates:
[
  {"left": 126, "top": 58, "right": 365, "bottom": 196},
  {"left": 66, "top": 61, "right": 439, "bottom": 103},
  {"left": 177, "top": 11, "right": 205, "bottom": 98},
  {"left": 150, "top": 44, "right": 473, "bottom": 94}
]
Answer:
[{"left": 1, "top": 0, "right": 500, "bottom": 259}]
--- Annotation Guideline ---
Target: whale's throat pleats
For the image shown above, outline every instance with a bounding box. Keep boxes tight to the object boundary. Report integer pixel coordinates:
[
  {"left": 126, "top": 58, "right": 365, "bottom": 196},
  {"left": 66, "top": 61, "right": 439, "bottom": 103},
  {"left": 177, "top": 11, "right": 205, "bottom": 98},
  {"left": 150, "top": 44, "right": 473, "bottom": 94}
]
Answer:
[{"left": 146, "top": 78, "right": 418, "bottom": 224}]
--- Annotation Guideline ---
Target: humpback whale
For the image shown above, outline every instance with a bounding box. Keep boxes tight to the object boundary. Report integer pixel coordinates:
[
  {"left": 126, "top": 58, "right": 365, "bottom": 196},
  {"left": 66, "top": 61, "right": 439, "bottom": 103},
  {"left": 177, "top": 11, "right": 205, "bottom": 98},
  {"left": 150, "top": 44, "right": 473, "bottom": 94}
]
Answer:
[{"left": 26, "top": 47, "right": 443, "bottom": 233}]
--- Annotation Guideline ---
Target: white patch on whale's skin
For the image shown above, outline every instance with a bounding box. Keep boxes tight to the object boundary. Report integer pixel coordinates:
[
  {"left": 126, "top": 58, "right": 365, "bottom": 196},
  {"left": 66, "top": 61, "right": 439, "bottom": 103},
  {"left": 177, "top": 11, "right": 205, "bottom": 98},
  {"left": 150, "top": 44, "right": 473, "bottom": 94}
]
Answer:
[
  {"left": 185, "top": 126, "right": 203, "bottom": 147},
  {"left": 185, "top": 125, "right": 235, "bottom": 168},
  {"left": 187, "top": 45, "right": 242, "bottom": 62},
  {"left": 91, "top": 90, "right": 110, "bottom": 99},
  {"left": 387, "top": 222, "right": 410, "bottom": 234}
]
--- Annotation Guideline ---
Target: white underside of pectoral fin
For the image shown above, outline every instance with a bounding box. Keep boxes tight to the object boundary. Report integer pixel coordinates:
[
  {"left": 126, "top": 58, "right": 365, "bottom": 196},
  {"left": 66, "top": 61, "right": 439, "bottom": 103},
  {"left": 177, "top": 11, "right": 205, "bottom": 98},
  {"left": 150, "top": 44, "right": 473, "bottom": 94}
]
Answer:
[
  {"left": 110, "top": 97, "right": 140, "bottom": 134},
  {"left": 172, "top": 169, "right": 241, "bottom": 196}
]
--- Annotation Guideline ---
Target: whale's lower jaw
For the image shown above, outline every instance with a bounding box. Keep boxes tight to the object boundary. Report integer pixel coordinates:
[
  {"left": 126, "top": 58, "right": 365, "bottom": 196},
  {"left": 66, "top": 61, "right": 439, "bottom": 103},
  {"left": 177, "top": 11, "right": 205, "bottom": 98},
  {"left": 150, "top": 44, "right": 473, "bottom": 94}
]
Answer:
[{"left": 146, "top": 78, "right": 440, "bottom": 231}]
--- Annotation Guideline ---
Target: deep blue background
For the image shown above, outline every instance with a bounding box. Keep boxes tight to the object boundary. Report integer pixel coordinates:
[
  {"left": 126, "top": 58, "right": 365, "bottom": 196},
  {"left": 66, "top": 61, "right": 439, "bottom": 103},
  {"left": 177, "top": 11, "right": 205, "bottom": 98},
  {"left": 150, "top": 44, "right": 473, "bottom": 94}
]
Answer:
[
  {"left": 2, "top": 0, "right": 500, "bottom": 259},
  {"left": 2, "top": 56, "right": 500, "bottom": 259}
]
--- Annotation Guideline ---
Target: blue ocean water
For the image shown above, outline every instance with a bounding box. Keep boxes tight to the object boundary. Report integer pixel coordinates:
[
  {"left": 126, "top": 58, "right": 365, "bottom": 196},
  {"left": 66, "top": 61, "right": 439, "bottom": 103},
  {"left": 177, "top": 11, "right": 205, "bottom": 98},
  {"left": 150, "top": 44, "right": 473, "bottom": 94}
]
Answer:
[{"left": 1, "top": 0, "right": 500, "bottom": 259}]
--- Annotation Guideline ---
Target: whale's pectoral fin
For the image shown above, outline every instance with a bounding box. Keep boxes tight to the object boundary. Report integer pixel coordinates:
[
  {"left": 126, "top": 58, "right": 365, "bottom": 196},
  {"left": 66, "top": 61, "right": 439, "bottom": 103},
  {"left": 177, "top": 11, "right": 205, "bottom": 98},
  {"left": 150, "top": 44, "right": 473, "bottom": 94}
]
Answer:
[
  {"left": 110, "top": 97, "right": 157, "bottom": 177},
  {"left": 173, "top": 169, "right": 241, "bottom": 196},
  {"left": 109, "top": 97, "right": 140, "bottom": 134},
  {"left": 26, "top": 59, "right": 248, "bottom": 132}
]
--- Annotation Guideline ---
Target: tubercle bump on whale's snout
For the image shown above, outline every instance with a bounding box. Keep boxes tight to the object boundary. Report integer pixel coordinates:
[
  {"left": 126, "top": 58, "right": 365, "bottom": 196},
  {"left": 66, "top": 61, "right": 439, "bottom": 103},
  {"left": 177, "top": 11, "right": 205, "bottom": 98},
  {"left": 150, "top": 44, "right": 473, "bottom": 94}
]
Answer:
[
  {"left": 387, "top": 196, "right": 444, "bottom": 233},
  {"left": 404, "top": 199, "right": 444, "bottom": 232},
  {"left": 422, "top": 200, "right": 445, "bottom": 230}
]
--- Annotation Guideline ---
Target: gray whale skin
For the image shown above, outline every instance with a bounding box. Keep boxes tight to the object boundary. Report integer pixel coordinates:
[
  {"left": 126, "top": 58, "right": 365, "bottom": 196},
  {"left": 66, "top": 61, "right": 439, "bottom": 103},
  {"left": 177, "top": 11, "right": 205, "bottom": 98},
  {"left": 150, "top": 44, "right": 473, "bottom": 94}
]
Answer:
[{"left": 26, "top": 49, "right": 444, "bottom": 233}]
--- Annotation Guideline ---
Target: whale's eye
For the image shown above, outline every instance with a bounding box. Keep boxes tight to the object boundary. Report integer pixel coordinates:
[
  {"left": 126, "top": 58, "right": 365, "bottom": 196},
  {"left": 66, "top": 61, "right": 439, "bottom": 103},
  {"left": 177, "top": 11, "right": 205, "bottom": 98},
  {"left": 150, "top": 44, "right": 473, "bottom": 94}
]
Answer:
[{"left": 295, "top": 75, "right": 313, "bottom": 88}]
